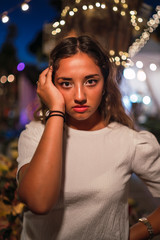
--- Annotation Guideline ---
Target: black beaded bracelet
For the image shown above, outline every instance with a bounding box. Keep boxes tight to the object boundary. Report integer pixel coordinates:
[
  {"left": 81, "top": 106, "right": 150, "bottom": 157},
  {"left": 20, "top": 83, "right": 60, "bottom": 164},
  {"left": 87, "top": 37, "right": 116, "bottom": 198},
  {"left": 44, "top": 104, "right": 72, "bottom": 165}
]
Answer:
[{"left": 46, "top": 114, "right": 65, "bottom": 122}]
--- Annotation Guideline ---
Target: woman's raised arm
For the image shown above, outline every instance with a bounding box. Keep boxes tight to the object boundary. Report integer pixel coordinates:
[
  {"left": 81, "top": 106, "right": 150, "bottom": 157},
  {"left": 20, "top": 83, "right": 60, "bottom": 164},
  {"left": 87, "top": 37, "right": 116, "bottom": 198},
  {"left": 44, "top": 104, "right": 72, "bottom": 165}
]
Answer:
[{"left": 17, "top": 67, "right": 65, "bottom": 214}]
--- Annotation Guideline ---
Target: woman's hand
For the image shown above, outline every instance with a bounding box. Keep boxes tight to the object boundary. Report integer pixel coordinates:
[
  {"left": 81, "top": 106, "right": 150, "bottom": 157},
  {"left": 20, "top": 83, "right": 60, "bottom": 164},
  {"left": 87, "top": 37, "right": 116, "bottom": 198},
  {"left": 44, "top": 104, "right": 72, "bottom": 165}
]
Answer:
[{"left": 37, "top": 67, "right": 65, "bottom": 112}]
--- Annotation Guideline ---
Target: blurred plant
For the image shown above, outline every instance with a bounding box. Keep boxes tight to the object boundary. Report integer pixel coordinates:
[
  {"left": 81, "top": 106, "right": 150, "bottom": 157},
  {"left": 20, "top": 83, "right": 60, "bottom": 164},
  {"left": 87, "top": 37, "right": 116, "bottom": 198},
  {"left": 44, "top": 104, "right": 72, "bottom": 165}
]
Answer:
[{"left": 0, "top": 145, "right": 24, "bottom": 239}]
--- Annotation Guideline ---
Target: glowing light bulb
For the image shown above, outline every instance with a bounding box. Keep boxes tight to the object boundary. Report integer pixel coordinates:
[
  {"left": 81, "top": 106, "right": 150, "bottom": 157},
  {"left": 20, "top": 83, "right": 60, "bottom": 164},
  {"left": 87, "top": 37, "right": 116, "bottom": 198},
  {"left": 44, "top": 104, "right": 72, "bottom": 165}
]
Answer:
[
  {"left": 17, "top": 62, "right": 25, "bottom": 71},
  {"left": 2, "top": 14, "right": 9, "bottom": 23},
  {"left": 69, "top": 11, "right": 74, "bottom": 16},
  {"left": 53, "top": 22, "right": 59, "bottom": 28},
  {"left": 136, "top": 61, "right": 143, "bottom": 68},
  {"left": 115, "top": 56, "right": 120, "bottom": 61},
  {"left": 60, "top": 20, "right": 65, "bottom": 25},
  {"left": 8, "top": 74, "right": 15, "bottom": 82},
  {"left": 138, "top": 17, "right": 143, "bottom": 22},
  {"left": 121, "top": 11, "right": 126, "bottom": 16},
  {"left": 109, "top": 50, "right": 115, "bottom": 56},
  {"left": 130, "top": 10, "right": 135, "bottom": 15},
  {"left": 0, "top": 75, "right": 7, "bottom": 83},
  {"left": 135, "top": 26, "right": 140, "bottom": 31},
  {"left": 143, "top": 96, "right": 151, "bottom": 105},
  {"left": 137, "top": 70, "right": 146, "bottom": 81},
  {"left": 21, "top": 3, "right": 29, "bottom": 11},
  {"left": 89, "top": 5, "right": 93, "bottom": 9},
  {"left": 121, "top": 55, "right": 127, "bottom": 60},
  {"left": 95, "top": 2, "right": 100, "bottom": 7},
  {"left": 123, "top": 68, "right": 135, "bottom": 79},
  {"left": 123, "top": 4, "right": 128, "bottom": 9},
  {"left": 52, "top": 30, "right": 56, "bottom": 35},
  {"left": 56, "top": 28, "right": 61, "bottom": 33},
  {"left": 130, "top": 94, "right": 138, "bottom": 103},
  {"left": 149, "top": 63, "right": 157, "bottom": 71},
  {"left": 113, "top": 6, "right": 118, "bottom": 11},
  {"left": 82, "top": 5, "right": 87, "bottom": 10},
  {"left": 101, "top": 4, "right": 106, "bottom": 9},
  {"left": 73, "top": 8, "right": 78, "bottom": 12}
]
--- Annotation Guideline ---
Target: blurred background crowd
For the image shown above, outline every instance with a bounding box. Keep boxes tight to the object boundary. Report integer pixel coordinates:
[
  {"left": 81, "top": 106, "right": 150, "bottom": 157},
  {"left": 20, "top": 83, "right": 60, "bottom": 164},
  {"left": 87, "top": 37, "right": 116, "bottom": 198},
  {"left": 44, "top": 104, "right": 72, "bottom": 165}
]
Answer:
[{"left": 0, "top": 0, "right": 160, "bottom": 239}]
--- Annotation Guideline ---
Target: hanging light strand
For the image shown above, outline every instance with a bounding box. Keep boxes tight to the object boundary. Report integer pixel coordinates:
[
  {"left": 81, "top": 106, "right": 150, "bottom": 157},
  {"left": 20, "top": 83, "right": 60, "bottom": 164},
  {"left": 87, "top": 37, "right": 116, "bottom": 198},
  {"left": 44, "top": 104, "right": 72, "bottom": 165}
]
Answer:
[
  {"left": 129, "top": 5, "right": 160, "bottom": 58},
  {"left": 0, "top": 0, "right": 31, "bottom": 24},
  {"left": 51, "top": 1, "right": 160, "bottom": 66},
  {"left": 52, "top": 1, "right": 142, "bottom": 38}
]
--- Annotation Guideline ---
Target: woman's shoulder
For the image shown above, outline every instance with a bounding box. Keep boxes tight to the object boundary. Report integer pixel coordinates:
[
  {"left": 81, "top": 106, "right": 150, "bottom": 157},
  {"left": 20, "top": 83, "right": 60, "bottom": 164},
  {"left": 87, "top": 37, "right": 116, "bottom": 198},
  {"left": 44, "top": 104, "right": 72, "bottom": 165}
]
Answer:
[
  {"left": 25, "top": 120, "right": 44, "bottom": 130},
  {"left": 19, "top": 120, "right": 45, "bottom": 140},
  {"left": 111, "top": 122, "right": 159, "bottom": 145}
]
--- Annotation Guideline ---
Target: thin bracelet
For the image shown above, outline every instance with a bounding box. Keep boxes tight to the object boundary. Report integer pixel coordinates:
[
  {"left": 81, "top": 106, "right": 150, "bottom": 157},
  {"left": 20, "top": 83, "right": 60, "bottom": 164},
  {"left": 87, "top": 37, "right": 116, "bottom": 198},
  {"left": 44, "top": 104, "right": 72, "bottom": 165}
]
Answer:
[
  {"left": 49, "top": 110, "right": 65, "bottom": 115},
  {"left": 46, "top": 114, "right": 65, "bottom": 122},
  {"left": 138, "top": 217, "right": 154, "bottom": 240},
  {"left": 46, "top": 110, "right": 65, "bottom": 117}
]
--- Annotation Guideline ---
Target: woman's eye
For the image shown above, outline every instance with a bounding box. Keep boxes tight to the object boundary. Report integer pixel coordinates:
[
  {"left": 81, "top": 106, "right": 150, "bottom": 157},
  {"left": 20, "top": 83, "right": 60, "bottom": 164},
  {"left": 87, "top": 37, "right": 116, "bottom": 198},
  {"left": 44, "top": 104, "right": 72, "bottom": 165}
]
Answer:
[
  {"left": 85, "top": 79, "right": 98, "bottom": 86},
  {"left": 60, "top": 82, "right": 72, "bottom": 88}
]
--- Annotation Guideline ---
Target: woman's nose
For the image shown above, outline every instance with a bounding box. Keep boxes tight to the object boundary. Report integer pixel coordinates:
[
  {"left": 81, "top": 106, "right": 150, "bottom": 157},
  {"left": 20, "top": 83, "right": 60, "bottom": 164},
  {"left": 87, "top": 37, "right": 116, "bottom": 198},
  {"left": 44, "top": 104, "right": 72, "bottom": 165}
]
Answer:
[{"left": 74, "top": 85, "right": 87, "bottom": 104}]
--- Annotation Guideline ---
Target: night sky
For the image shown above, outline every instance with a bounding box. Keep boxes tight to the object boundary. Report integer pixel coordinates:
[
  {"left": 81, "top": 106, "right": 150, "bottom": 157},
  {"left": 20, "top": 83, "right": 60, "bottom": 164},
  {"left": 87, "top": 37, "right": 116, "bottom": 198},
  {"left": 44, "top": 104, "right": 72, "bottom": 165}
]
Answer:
[
  {"left": 0, "top": 0, "right": 59, "bottom": 65},
  {"left": 0, "top": 0, "right": 159, "bottom": 66}
]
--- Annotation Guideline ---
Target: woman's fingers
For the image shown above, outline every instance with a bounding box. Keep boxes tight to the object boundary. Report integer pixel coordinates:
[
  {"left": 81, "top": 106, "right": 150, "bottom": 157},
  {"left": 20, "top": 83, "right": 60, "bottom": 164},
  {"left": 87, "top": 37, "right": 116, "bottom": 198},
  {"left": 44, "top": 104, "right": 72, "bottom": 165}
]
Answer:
[
  {"left": 46, "top": 67, "right": 53, "bottom": 83},
  {"left": 38, "top": 67, "right": 50, "bottom": 85},
  {"left": 38, "top": 67, "right": 53, "bottom": 86},
  {"left": 36, "top": 67, "right": 65, "bottom": 111}
]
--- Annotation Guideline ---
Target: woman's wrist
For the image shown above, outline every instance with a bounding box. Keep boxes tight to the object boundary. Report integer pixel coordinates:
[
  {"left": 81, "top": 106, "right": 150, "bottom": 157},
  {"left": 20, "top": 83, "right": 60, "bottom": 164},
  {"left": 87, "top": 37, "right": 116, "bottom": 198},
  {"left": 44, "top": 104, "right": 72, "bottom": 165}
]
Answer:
[
  {"left": 46, "top": 110, "right": 65, "bottom": 117},
  {"left": 45, "top": 109, "right": 65, "bottom": 122},
  {"left": 129, "top": 221, "right": 153, "bottom": 240}
]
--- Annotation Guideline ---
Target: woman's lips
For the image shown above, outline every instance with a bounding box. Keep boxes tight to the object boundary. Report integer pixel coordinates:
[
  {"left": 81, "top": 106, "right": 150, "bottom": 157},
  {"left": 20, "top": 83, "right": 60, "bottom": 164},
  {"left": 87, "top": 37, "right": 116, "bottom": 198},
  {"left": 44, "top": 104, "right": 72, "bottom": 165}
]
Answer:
[{"left": 73, "top": 106, "right": 89, "bottom": 113}]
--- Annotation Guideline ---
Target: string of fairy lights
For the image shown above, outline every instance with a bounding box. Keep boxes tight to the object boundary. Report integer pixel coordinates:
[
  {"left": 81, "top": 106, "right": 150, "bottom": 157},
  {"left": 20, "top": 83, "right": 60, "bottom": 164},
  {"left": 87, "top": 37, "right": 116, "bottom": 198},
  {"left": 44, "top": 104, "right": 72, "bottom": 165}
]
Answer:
[
  {"left": 1, "top": 0, "right": 160, "bottom": 67},
  {"left": 0, "top": 0, "right": 31, "bottom": 23},
  {"left": 51, "top": 0, "right": 160, "bottom": 66},
  {"left": 52, "top": 0, "right": 142, "bottom": 36},
  {"left": 129, "top": 5, "right": 160, "bottom": 58}
]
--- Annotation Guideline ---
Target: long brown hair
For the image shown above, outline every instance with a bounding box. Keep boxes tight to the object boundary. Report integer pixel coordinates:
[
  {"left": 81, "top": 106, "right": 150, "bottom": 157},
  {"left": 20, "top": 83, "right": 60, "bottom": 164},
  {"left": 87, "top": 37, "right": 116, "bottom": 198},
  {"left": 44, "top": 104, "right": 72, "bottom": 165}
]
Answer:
[{"left": 34, "top": 35, "right": 134, "bottom": 129}]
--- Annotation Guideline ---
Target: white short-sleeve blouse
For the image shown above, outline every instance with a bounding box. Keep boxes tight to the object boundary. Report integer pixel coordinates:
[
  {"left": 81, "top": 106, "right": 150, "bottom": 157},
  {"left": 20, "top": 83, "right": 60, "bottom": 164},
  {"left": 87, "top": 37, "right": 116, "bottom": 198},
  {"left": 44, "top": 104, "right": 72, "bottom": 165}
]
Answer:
[{"left": 17, "top": 121, "right": 160, "bottom": 240}]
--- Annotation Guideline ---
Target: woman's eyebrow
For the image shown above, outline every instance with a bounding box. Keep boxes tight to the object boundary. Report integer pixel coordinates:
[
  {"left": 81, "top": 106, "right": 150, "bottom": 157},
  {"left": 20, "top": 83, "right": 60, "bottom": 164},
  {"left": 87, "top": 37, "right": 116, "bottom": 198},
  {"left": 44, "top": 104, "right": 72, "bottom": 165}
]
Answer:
[
  {"left": 57, "top": 77, "right": 72, "bottom": 81},
  {"left": 85, "top": 74, "right": 100, "bottom": 79},
  {"left": 57, "top": 74, "right": 100, "bottom": 81}
]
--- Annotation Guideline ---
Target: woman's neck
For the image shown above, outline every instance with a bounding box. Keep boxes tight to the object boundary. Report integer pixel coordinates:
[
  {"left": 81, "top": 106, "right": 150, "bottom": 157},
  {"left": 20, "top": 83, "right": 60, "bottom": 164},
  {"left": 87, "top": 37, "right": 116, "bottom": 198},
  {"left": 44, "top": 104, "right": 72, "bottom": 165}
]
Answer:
[{"left": 66, "top": 113, "right": 107, "bottom": 131}]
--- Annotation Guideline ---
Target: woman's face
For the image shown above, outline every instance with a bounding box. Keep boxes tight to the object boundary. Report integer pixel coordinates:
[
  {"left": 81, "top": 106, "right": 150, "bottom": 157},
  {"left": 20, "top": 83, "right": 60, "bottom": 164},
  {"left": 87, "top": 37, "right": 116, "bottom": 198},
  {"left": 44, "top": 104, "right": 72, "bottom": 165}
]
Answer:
[{"left": 54, "top": 52, "right": 105, "bottom": 130}]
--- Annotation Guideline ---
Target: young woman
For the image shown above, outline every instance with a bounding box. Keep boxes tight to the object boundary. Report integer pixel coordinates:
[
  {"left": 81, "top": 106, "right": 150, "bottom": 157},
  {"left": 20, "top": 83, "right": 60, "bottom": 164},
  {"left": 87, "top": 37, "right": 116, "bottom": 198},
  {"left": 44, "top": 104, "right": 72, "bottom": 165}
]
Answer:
[{"left": 17, "top": 36, "right": 160, "bottom": 240}]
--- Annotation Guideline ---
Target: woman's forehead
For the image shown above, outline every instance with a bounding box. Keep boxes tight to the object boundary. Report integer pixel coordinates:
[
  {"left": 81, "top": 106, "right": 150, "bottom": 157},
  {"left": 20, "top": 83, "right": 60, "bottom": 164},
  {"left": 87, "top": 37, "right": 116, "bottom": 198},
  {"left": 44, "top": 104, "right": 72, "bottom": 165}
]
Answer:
[{"left": 55, "top": 53, "right": 102, "bottom": 75}]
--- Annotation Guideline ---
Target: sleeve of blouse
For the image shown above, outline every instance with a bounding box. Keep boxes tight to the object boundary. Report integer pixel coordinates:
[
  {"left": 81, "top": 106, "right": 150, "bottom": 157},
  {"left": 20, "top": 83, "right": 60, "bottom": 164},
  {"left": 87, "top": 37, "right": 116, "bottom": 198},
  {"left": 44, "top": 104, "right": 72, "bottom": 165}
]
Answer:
[
  {"left": 131, "top": 130, "right": 160, "bottom": 197},
  {"left": 16, "top": 121, "right": 44, "bottom": 177}
]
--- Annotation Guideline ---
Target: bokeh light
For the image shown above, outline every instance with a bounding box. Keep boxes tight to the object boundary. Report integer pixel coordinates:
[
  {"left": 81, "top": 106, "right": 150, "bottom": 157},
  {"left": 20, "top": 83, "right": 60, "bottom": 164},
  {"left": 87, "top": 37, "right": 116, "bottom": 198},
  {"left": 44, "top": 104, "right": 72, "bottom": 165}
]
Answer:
[
  {"left": 17, "top": 62, "right": 25, "bottom": 71},
  {"left": 122, "top": 96, "right": 132, "bottom": 111},
  {"left": 136, "top": 61, "right": 143, "bottom": 68},
  {"left": 8, "top": 74, "right": 15, "bottom": 83},
  {"left": 142, "top": 96, "right": 151, "bottom": 105},
  {"left": 2, "top": 14, "right": 9, "bottom": 23},
  {"left": 130, "top": 94, "right": 139, "bottom": 103},
  {"left": 149, "top": 63, "right": 157, "bottom": 71},
  {"left": 0, "top": 75, "right": 7, "bottom": 84},
  {"left": 137, "top": 70, "right": 146, "bottom": 81},
  {"left": 21, "top": 3, "right": 29, "bottom": 11},
  {"left": 123, "top": 68, "right": 136, "bottom": 80}
]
